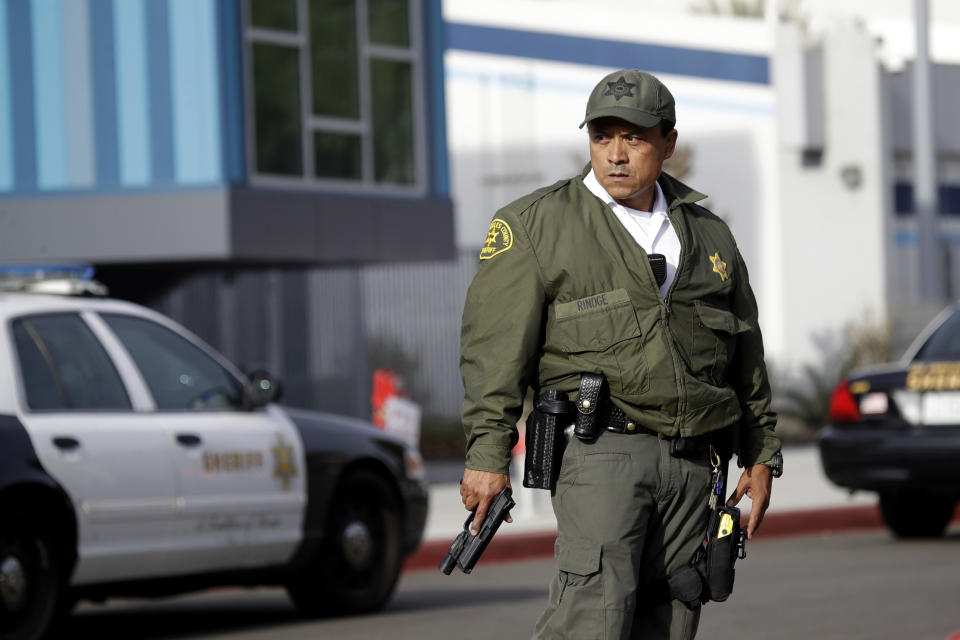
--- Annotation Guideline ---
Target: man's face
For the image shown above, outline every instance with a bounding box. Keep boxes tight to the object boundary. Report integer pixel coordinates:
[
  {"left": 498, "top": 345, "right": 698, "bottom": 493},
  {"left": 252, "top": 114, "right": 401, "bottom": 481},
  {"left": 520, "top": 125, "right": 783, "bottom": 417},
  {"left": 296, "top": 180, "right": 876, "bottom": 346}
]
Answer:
[{"left": 588, "top": 117, "right": 677, "bottom": 211}]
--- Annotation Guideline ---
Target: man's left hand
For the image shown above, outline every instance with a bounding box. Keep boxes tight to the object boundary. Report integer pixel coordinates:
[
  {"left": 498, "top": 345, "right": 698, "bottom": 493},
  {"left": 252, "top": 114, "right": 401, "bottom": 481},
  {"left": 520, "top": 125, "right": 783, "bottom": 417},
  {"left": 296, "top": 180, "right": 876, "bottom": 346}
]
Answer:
[{"left": 726, "top": 464, "right": 772, "bottom": 539}]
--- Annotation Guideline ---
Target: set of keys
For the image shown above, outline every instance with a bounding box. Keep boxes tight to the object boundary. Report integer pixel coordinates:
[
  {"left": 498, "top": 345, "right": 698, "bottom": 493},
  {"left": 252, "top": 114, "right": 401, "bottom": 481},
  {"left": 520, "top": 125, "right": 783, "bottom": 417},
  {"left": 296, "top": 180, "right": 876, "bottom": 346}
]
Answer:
[
  {"left": 708, "top": 446, "right": 724, "bottom": 511},
  {"left": 707, "top": 446, "right": 746, "bottom": 559}
]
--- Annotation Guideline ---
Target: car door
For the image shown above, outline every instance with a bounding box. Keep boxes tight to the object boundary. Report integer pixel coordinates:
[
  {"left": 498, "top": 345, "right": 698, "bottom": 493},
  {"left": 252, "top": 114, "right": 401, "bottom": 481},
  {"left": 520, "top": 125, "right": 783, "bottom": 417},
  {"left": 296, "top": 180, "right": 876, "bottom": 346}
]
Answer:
[
  {"left": 98, "top": 312, "right": 306, "bottom": 574},
  {"left": 10, "top": 311, "right": 181, "bottom": 585}
]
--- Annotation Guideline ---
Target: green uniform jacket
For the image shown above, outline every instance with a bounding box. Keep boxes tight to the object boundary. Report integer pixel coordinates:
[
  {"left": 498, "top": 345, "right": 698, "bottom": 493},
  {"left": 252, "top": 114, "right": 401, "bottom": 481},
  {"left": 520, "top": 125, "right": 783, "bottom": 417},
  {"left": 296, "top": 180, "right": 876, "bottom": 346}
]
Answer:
[{"left": 460, "top": 166, "right": 780, "bottom": 475}]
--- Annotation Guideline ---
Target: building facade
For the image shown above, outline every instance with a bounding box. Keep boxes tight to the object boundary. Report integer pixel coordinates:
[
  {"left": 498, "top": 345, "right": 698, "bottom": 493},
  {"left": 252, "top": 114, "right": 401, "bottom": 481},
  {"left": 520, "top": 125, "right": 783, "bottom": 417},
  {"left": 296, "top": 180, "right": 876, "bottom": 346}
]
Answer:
[
  {"left": 3, "top": 0, "right": 960, "bottom": 424},
  {"left": 0, "top": 0, "right": 457, "bottom": 417},
  {"left": 0, "top": 0, "right": 452, "bottom": 263}
]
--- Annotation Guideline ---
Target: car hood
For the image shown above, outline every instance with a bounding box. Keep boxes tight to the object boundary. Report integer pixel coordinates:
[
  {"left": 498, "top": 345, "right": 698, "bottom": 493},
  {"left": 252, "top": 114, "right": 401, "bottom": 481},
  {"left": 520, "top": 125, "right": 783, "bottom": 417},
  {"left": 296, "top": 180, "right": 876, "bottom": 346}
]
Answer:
[{"left": 278, "top": 405, "right": 410, "bottom": 454}]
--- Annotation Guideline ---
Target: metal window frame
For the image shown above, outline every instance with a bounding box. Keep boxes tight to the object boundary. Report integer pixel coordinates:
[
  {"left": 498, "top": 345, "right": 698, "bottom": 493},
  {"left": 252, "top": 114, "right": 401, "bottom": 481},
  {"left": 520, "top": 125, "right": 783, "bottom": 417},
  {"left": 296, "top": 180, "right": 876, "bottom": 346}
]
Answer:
[{"left": 241, "top": 0, "right": 427, "bottom": 196}]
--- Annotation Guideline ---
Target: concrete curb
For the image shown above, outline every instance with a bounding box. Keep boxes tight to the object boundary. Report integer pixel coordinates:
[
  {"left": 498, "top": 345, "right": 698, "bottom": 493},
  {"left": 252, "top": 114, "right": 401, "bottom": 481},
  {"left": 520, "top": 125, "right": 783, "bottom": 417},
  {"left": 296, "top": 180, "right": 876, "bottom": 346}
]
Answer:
[{"left": 403, "top": 504, "right": 960, "bottom": 573}]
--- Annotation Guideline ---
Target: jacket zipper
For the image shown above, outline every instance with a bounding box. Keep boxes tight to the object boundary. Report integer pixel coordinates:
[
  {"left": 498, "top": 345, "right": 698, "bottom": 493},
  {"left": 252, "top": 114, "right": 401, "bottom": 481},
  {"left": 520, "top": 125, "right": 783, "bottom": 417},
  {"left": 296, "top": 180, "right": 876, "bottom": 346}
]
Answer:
[{"left": 663, "top": 207, "right": 686, "bottom": 434}]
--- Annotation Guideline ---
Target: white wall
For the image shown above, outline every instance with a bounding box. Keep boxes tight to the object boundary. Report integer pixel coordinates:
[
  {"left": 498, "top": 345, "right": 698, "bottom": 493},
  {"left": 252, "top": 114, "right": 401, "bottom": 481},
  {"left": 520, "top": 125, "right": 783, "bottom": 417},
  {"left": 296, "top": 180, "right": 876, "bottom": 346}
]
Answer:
[{"left": 772, "top": 22, "right": 891, "bottom": 369}]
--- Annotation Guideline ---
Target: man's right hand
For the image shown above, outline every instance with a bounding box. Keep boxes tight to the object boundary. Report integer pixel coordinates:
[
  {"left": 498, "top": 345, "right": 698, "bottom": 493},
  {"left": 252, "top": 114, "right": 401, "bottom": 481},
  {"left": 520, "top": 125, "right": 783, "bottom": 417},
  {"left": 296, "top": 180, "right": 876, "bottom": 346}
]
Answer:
[{"left": 460, "top": 468, "right": 512, "bottom": 535}]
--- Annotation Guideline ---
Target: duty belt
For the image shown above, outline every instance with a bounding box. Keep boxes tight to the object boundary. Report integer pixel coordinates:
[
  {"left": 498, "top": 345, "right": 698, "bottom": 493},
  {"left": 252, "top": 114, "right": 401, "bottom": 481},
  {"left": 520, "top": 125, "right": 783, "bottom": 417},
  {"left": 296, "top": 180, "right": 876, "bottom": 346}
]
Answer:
[
  {"left": 574, "top": 373, "right": 728, "bottom": 459},
  {"left": 604, "top": 404, "right": 658, "bottom": 435},
  {"left": 604, "top": 405, "right": 719, "bottom": 459}
]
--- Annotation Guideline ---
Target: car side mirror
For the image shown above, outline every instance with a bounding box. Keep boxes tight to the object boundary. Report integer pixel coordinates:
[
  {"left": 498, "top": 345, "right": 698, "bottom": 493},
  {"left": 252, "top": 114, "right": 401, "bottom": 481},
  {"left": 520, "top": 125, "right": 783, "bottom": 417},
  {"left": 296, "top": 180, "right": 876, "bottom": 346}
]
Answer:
[{"left": 243, "top": 370, "right": 282, "bottom": 409}]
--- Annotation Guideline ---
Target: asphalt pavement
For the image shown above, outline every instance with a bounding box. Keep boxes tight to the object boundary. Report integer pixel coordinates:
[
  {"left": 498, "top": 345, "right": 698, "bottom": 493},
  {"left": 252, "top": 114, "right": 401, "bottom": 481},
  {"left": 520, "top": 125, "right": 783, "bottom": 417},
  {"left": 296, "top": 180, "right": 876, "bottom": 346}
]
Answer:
[
  {"left": 62, "top": 445, "right": 960, "bottom": 639},
  {"left": 69, "top": 526, "right": 960, "bottom": 640}
]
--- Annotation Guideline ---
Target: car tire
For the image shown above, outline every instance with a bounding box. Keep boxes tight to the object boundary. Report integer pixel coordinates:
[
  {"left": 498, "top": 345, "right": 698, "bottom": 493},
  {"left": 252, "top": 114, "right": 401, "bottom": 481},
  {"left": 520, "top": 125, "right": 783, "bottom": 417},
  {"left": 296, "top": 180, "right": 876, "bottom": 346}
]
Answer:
[
  {"left": 0, "top": 509, "right": 64, "bottom": 640},
  {"left": 879, "top": 491, "right": 956, "bottom": 538},
  {"left": 287, "top": 469, "right": 403, "bottom": 617}
]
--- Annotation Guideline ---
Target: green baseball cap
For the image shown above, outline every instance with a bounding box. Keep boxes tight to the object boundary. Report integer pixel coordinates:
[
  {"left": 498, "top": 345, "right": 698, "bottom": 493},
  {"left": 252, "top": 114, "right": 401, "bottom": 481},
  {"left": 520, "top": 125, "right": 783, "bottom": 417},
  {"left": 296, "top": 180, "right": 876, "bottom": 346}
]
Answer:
[{"left": 579, "top": 69, "right": 676, "bottom": 130}]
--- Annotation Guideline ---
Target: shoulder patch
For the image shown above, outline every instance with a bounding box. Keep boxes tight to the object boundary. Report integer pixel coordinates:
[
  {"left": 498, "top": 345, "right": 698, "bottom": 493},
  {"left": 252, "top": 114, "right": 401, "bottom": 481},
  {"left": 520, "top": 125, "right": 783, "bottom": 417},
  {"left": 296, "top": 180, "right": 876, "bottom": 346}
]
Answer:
[{"left": 480, "top": 218, "right": 514, "bottom": 260}]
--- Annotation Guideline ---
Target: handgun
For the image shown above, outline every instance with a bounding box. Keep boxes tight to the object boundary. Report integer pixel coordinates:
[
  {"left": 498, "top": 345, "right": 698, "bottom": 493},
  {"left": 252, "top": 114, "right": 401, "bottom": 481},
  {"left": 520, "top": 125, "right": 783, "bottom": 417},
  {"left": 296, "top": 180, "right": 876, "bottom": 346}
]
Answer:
[{"left": 439, "top": 487, "right": 515, "bottom": 575}]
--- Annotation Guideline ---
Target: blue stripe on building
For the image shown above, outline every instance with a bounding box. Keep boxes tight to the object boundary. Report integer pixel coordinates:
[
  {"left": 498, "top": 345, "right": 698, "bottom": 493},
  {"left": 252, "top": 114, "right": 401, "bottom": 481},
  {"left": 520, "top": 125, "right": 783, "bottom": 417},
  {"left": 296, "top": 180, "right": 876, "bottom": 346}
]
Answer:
[
  {"left": 169, "top": 0, "right": 221, "bottom": 184},
  {"left": 114, "top": 0, "right": 151, "bottom": 185},
  {"left": 892, "top": 230, "right": 960, "bottom": 247},
  {"left": 61, "top": 0, "right": 95, "bottom": 187},
  {"left": 89, "top": 0, "right": 118, "bottom": 188},
  {"left": 0, "top": 1, "right": 13, "bottom": 191},
  {"left": 31, "top": 0, "right": 67, "bottom": 189},
  {"left": 145, "top": 0, "right": 173, "bottom": 184},
  {"left": 444, "top": 23, "right": 770, "bottom": 85},
  {"left": 215, "top": 0, "right": 245, "bottom": 185},
  {"left": 894, "top": 183, "right": 960, "bottom": 216},
  {"left": 7, "top": 0, "right": 36, "bottom": 192}
]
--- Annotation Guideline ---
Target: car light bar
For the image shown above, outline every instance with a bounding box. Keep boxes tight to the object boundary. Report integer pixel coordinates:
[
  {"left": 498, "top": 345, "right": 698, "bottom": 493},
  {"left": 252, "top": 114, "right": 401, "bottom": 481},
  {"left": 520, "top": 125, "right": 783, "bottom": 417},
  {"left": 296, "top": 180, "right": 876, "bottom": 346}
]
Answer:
[{"left": 0, "top": 264, "right": 107, "bottom": 296}]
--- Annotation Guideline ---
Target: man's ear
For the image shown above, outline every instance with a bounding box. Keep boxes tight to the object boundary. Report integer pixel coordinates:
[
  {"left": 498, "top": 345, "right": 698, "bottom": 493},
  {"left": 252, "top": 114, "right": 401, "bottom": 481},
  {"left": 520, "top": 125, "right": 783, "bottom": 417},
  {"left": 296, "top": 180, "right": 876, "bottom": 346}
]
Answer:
[{"left": 663, "top": 129, "right": 678, "bottom": 160}]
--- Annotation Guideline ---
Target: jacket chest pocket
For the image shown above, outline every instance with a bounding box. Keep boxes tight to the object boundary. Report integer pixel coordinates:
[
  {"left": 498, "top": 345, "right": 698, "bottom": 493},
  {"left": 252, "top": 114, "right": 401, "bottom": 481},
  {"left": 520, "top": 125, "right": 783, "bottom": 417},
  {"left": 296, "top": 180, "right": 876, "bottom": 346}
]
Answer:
[
  {"left": 692, "top": 301, "right": 748, "bottom": 386},
  {"left": 552, "top": 291, "right": 649, "bottom": 397}
]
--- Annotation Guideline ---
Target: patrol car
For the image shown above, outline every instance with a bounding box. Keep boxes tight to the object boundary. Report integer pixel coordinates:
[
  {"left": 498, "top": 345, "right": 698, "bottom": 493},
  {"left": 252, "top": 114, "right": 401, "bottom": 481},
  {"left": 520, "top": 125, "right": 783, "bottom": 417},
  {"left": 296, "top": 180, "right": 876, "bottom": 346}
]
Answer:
[
  {"left": 0, "top": 273, "right": 428, "bottom": 639},
  {"left": 820, "top": 303, "right": 960, "bottom": 538}
]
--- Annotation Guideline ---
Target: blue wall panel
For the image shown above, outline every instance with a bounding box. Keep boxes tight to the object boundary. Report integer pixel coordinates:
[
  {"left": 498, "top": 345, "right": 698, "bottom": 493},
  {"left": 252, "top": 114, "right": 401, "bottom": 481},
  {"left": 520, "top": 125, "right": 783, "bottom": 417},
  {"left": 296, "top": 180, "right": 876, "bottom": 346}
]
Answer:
[
  {"left": 425, "top": 0, "right": 449, "bottom": 197},
  {"left": 89, "top": 0, "right": 119, "bottom": 188},
  {"left": 216, "top": 0, "right": 245, "bottom": 185},
  {"left": 2, "top": 0, "right": 229, "bottom": 195},
  {"left": 62, "top": 0, "right": 95, "bottom": 187},
  {"left": 0, "top": 1, "right": 12, "bottom": 190},
  {"left": 169, "top": 0, "right": 222, "bottom": 184},
  {"left": 114, "top": 0, "right": 151, "bottom": 185},
  {"left": 31, "top": 0, "right": 67, "bottom": 188},
  {"left": 7, "top": 0, "right": 36, "bottom": 192},
  {"left": 146, "top": 0, "right": 174, "bottom": 184}
]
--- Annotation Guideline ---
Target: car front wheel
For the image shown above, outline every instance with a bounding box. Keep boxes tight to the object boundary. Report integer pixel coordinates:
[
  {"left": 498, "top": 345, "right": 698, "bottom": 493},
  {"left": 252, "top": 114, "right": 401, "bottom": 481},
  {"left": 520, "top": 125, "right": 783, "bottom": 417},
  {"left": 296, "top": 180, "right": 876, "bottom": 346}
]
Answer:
[
  {"left": 879, "top": 491, "right": 956, "bottom": 538},
  {"left": 287, "top": 469, "right": 403, "bottom": 616},
  {"left": 0, "top": 510, "right": 63, "bottom": 640}
]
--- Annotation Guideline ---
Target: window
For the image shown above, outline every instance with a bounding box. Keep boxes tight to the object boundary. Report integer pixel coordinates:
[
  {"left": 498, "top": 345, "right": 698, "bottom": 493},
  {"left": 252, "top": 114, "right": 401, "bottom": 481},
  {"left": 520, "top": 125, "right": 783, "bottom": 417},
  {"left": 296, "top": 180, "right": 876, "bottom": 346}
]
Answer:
[
  {"left": 102, "top": 314, "right": 243, "bottom": 411},
  {"left": 12, "top": 314, "right": 130, "bottom": 411},
  {"left": 245, "top": 0, "right": 424, "bottom": 190},
  {"left": 914, "top": 310, "right": 960, "bottom": 361}
]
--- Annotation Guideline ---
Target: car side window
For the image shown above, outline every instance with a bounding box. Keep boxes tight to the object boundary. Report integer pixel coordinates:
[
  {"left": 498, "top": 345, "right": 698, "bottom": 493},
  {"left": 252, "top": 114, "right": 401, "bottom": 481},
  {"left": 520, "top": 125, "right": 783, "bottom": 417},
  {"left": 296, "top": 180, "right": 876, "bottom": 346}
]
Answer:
[
  {"left": 101, "top": 313, "right": 244, "bottom": 411},
  {"left": 12, "top": 314, "right": 132, "bottom": 410}
]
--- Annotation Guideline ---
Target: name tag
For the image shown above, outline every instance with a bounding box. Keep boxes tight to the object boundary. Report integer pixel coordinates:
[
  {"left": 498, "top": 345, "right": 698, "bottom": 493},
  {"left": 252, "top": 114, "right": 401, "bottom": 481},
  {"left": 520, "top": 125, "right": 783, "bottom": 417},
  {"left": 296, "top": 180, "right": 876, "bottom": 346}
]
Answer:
[{"left": 555, "top": 288, "right": 632, "bottom": 320}]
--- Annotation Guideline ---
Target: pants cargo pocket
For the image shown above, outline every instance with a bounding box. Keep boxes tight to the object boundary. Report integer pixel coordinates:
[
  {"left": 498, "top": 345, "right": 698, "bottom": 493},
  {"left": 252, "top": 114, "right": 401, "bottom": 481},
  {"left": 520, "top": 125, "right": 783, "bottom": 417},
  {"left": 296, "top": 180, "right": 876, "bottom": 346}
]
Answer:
[{"left": 550, "top": 540, "right": 605, "bottom": 639}]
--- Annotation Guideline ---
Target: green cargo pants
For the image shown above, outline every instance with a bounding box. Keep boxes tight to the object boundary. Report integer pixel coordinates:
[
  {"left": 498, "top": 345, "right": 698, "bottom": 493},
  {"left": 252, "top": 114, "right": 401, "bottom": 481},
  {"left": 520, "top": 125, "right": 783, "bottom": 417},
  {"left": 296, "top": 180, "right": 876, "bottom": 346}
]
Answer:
[{"left": 532, "top": 430, "right": 714, "bottom": 640}]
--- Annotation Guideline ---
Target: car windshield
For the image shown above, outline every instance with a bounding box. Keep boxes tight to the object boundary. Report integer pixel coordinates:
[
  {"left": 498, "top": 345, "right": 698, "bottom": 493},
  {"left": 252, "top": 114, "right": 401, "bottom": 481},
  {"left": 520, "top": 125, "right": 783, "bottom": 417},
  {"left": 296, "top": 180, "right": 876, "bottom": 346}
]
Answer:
[{"left": 913, "top": 309, "right": 960, "bottom": 361}]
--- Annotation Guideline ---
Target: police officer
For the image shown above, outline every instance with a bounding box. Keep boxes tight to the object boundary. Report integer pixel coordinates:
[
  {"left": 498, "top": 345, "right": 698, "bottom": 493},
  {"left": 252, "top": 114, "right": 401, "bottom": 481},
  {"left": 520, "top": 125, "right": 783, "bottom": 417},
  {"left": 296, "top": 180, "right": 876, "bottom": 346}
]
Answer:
[{"left": 458, "top": 69, "right": 781, "bottom": 639}]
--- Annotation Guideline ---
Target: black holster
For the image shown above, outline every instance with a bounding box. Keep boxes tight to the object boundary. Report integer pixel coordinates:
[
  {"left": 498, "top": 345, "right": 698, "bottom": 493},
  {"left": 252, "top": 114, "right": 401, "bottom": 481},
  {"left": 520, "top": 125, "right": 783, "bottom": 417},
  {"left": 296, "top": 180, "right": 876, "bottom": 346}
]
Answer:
[
  {"left": 667, "top": 504, "right": 747, "bottom": 609},
  {"left": 522, "top": 390, "right": 573, "bottom": 491},
  {"left": 700, "top": 504, "right": 746, "bottom": 602}
]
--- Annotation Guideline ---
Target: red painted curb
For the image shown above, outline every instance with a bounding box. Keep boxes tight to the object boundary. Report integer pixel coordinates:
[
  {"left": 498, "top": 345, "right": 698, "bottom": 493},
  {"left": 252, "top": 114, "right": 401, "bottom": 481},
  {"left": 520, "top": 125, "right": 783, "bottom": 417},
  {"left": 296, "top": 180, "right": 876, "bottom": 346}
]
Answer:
[
  {"left": 403, "top": 504, "right": 960, "bottom": 573},
  {"left": 755, "top": 502, "right": 960, "bottom": 539},
  {"left": 748, "top": 504, "right": 885, "bottom": 538},
  {"left": 404, "top": 530, "right": 557, "bottom": 572}
]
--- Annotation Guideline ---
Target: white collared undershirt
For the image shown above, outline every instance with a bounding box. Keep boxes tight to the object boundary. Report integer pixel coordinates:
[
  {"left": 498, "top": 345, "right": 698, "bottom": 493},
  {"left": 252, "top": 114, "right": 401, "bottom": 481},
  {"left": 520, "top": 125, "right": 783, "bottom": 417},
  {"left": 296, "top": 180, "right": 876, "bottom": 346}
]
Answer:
[{"left": 583, "top": 169, "right": 680, "bottom": 298}]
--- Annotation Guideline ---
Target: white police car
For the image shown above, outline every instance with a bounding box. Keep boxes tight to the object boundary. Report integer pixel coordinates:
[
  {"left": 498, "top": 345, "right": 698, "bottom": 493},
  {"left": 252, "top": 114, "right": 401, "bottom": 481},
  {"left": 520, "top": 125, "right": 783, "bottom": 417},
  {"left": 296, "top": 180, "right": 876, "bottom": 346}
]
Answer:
[{"left": 0, "top": 271, "right": 428, "bottom": 639}]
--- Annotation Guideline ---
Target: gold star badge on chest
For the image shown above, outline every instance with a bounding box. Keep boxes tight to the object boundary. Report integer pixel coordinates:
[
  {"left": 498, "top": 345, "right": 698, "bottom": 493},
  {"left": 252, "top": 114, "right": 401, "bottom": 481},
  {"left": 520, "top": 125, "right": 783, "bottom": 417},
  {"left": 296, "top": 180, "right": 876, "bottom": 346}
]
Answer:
[{"left": 709, "top": 252, "right": 729, "bottom": 281}]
